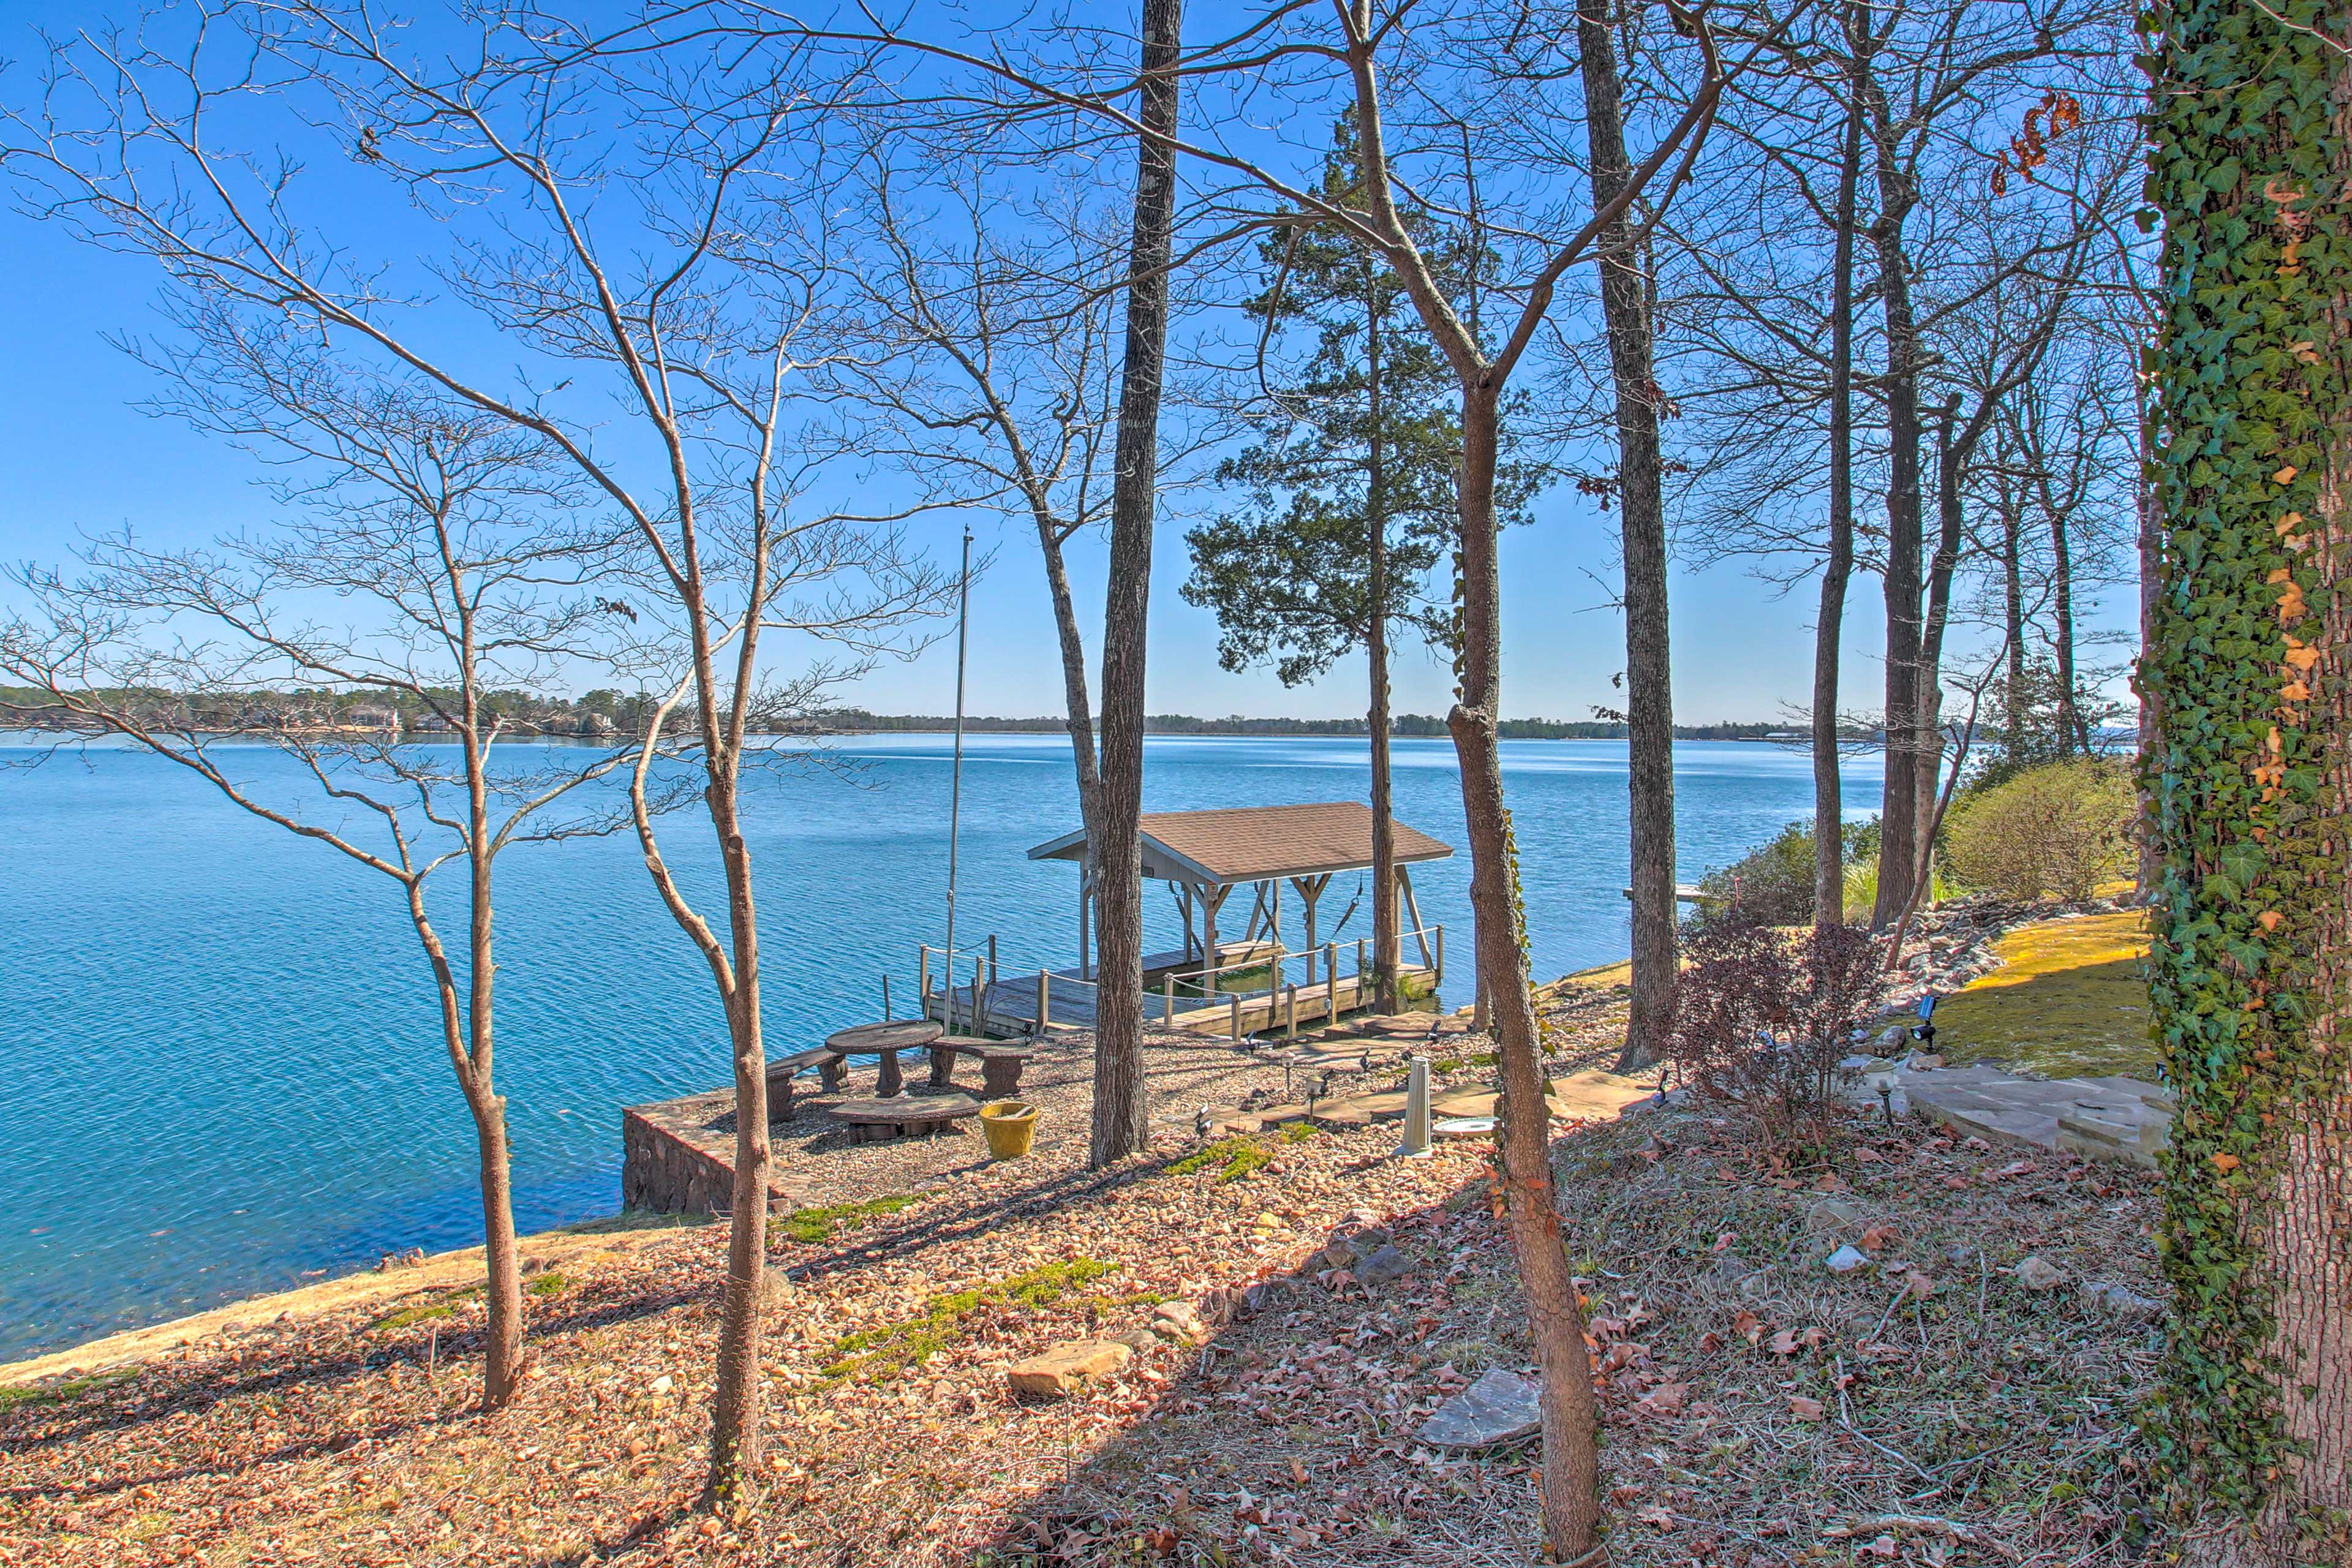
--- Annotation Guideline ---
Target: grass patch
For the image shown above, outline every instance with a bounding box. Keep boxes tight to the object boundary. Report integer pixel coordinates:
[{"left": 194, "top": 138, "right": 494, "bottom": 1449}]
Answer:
[
  {"left": 0, "top": 1366, "right": 140, "bottom": 1414},
  {"left": 368, "top": 1285, "right": 480, "bottom": 1333},
  {"left": 1168, "top": 1136, "right": 1276, "bottom": 1183},
  {"left": 1277, "top": 1120, "right": 1317, "bottom": 1144},
  {"left": 526, "top": 1273, "right": 570, "bottom": 1298},
  {"left": 821, "top": 1257, "right": 1117, "bottom": 1383},
  {"left": 768, "top": 1193, "right": 920, "bottom": 1247},
  {"left": 1934, "top": 911, "right": 2155, "bottom": 1079}
]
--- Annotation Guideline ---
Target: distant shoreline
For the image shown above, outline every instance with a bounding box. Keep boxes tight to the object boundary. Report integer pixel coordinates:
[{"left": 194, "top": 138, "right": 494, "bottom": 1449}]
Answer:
[{"left": 0, "top": 707, "right": 1849, "bottom": 744}]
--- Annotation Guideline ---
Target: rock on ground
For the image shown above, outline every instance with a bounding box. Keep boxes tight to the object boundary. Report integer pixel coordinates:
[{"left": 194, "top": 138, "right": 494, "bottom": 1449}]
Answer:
[
  {"left": 1418, "top": 1368, "right": 1542, "bottom": 1449},
  {"left": 1005, "top": 1339, "right": 1132, "bottom": 1398}
]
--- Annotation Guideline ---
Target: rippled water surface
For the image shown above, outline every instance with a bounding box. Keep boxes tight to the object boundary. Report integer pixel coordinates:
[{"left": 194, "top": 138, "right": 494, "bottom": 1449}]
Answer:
[{"left": 0, "top": 733, "right": 1878, "bottom": 1358}]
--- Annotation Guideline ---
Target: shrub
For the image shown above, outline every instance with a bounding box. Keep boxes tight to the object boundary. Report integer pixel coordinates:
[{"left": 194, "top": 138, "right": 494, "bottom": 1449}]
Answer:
[
  {"left": 1942, "top": 758, "right": 2135, "bottom": 901},
  {"left": 1694, "top": 818, "right": 1879, "bottom": 928},
  {"left": 1670, "top": 919, "right": 1889, "bottom": 1144}
]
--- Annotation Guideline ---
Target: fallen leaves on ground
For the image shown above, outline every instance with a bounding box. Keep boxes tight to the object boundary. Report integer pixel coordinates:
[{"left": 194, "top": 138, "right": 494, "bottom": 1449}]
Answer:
[{"left": 0, "top": 1014, "right": 2167, "bottom": 1567}]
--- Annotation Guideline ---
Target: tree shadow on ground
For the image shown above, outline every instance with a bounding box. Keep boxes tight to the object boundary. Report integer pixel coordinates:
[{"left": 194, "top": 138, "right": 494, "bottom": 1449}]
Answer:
[{"left": 955, "top": 1163, "right": 1544, "bottom": 1568}]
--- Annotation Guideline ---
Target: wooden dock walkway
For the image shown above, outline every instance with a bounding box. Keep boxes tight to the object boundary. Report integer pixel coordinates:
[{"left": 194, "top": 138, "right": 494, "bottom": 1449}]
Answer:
[{"left": 922, "top": 946, "right": 1442, "bottom": 1042}]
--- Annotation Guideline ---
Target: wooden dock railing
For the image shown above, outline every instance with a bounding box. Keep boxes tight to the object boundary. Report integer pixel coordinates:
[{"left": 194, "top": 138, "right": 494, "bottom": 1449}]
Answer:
[{"left": 908, "top": 924, "right": 1444, "bottom": 1040}]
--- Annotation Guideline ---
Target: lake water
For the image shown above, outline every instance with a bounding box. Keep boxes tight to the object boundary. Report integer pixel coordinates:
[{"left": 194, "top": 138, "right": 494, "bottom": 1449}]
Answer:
[{"left": 0, "top": 733, "right": 1879, "bottom": 1360}]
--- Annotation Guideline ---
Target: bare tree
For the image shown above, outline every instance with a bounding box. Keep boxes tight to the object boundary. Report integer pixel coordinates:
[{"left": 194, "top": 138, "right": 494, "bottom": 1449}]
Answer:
[
  {"left": 739, "top": 0, "right": 1747, "bottom": 1547},
  {"left": 0, "top": 352, "right": 643, "bottom": 1413},
  {"left": 4, "top": 4, "right": 949, "bottom": 1502},
  {"left": 834, "top": 155, "right": 1150, "bottom": 978}
]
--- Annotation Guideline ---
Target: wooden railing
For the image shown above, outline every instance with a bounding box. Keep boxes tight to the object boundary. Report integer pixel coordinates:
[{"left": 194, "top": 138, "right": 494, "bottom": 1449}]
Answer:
[
  {"left": 908, "top": 922, "right": 1444, "bottom": 1039},
  {"left": 1154, "top": 925, "right": 1445, "bottom": 1041}
]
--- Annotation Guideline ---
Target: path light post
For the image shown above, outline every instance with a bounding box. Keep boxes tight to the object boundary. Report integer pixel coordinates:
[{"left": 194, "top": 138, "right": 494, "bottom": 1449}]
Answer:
[{"left": 1398, "top": 1056, "right": 1433, "bottom": 1158}]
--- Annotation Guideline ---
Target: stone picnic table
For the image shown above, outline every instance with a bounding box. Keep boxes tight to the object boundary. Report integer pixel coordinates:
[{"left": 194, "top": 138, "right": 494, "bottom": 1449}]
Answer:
[{"left": 825, "top": 1019, "right": 944, "bottom": 1099}]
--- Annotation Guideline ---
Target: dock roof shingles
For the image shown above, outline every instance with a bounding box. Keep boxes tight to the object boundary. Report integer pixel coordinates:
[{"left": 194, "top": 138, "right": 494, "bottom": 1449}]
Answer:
[{"left": 1030, "top": 801, "right": 1451, "bottom": 886}]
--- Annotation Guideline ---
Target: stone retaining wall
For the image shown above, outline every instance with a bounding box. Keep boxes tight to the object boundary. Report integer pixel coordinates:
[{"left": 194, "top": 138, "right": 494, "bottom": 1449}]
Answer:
[{"left": 621, "top": 1090, "right": 813, "bottom": 1216}]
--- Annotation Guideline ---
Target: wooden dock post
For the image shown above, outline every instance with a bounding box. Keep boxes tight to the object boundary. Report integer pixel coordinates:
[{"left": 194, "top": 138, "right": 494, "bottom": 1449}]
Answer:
[
  {"left": 1037, "top": 969, "right": 1050, "bottom": 1031},
  {"left": 971, "top": 956, "right": 987, "bottom": 1035},
  {"left": 1229, "top": 992, "right": 1242, "bottom": 1043},
  {"left": 1434, "top": 924, "right": 1445, "bottom": 984},
  {"left": 988, "top": 934, "right": 999, "bottom": 989},
  {"left": 919, "top": 948, "right": 931, "bottom": 1015},
  {"left": 1163, "top": 974, "right": 1175, "bottom": 1027},
  {"left": 882, "top": 972, "right": 892, "bottom": 1019},
  {"left": 1326, "top": 943, "right": 1338, "bottom": 1022},
  {"left": 1285, "top": 982, "right": 1297, "bottom": 1039}
]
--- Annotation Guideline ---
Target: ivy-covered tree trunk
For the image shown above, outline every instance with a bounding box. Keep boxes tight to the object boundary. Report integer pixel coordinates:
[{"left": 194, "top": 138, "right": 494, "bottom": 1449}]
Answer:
[{"left": 2145, "top": 1, "right": 2352, "bottom": 1558}]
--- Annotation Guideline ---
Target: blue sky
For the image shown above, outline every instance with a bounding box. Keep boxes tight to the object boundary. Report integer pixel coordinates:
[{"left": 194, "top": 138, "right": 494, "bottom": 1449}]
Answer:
[
  {"left": 2, "top": 204, "right": 2120, "bottom": 725},
  {"left": 0, "top": 1, "right": 2139, "bottom": 726}
]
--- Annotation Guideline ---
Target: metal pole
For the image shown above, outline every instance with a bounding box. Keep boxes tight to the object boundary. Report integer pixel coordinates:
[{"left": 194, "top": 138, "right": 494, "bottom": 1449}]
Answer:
[
  {"left": 882, "top": 972, "right": 892, "bottom": 1020},
  {"left": 1038, "top": 969, "right": 1050, "bottom": 1031},
  {"left": 989, "top": 933, "right": 999, "bottom": 989},
  {"left": 941, "top": 526, "right": 973, "bottom": 1031}
]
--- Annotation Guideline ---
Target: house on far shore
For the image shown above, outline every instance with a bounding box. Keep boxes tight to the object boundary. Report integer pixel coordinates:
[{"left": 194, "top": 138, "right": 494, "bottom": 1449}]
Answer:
[{"left": 343, "top": 704, "right": 401, "bottom": 734}]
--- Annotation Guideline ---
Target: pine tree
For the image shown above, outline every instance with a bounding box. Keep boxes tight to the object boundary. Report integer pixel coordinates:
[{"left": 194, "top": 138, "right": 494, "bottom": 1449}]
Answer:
[{"left": 1183, "top": 113, "right": 1534, "bottom": 1009}]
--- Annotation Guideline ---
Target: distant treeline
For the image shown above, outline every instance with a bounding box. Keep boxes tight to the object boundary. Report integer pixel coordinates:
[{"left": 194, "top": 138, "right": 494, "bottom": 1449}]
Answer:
[
  {"left": 821, "top": 709, "right": 1814, "bottom": 741},
  {"left": 1, "top": 688, "right": 1830, "bottom": 744}
]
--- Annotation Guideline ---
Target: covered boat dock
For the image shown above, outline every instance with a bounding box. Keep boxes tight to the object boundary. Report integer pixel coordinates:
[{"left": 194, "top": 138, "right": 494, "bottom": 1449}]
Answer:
[{"left": 918, "top": 801, "right": 1452, "bottom": 1039}]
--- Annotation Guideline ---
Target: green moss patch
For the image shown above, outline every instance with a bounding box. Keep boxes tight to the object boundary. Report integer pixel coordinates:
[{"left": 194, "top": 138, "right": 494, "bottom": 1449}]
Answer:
[
  {"left": 821, "top": 1257, "right": 1116, "bottom": 1384},
  {"left": 1167, "top": 1136, "right": 1275, "bottom": 1183},
  {"left": 769, "top": 1193, "right": 920, "bottom": 1247},
  {"left": 0, "top": 1366, "right": 141, "bottom": 1414},
  {"left": 368, "top": 1285, "right": 480, "bottom": 1334},
  {"left": 526, "top": 1272, "right": 570, "bottom": 1298}
]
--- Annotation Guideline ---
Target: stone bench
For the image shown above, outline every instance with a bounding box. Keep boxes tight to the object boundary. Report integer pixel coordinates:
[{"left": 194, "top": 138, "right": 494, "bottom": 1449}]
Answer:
[
  {"left": 827, "top": 1093, "right": 982, "bottom": 1144},
  {"left": 765, "top": 1045, "right": 848, "bottom": 1121}
]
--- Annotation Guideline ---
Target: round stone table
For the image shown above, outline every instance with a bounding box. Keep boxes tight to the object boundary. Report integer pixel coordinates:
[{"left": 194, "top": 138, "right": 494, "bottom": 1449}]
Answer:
[{"left": 824, "top": 1019, "right": 944, "bottom": 1099}]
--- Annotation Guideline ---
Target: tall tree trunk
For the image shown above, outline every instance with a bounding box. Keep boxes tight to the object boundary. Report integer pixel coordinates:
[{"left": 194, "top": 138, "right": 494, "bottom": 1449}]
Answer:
[
  {"left": 1912, "top": 405, "right": 1967, "bottom": 889},
  {"left": 472, "top": 1098, "right": 522, "bottom": 1404},
  {"left": 1038, "top": 524, "right": 1104, "bottom": 975},
  {"left": 1581, "top": 0, "right": 1676, "bottom": 1073},
  {"left": 1090, "top": 0, "right": 1184, "bottom": 1167},
  {"left": 1863, "top": 72, "right": 1924, "bottom": 929},
  {"left": 1366, "top": 268, "right": 1401, "bottom": 1014},
  {"left": 2135, "top": 382, "right": 2162, "bottom": 897},
  {"left": 2049, "top": 501, "right": 2084, "bottom": 753},
  {"left": 1814, "top": 29, "right": 1863, "bottom": 932},
  {"left": 2145, "top": 11, "right": 2352, "bottom": 1558},
  {"left": 1449, "top": 382, "right": 1603, "bottom": 1562},
  {"left": 704, "top": 770, "right": 769, "bottom": 1499},
  {"left": 458, "top": 689, "right": 523, "bottom": 1411},
  {"left": 2002, "top": 495, "right": 2028, "bottom": 760}
]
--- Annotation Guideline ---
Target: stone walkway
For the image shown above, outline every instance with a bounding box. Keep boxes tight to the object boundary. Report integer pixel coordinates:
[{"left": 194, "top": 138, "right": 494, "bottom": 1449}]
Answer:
[{"left": 1869, "top": 1061, "right": 2174, "bottom": 1170}]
